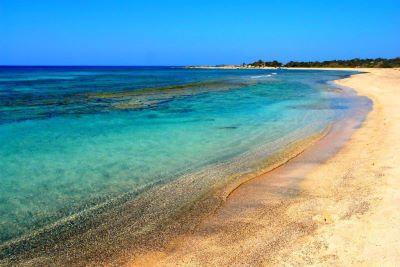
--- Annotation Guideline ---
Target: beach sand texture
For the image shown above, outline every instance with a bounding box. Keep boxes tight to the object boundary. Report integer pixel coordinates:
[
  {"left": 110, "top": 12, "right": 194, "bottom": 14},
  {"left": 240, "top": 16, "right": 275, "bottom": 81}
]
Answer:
[{"left": 130, "top": 68, "right": 400, "bottom": 266}]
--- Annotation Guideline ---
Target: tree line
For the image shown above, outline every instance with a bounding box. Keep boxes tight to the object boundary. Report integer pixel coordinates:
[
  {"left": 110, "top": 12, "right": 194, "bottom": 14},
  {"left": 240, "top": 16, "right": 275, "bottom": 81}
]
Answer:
[{"left": 245, "top": 57, "right": 400, "bottom": 68}]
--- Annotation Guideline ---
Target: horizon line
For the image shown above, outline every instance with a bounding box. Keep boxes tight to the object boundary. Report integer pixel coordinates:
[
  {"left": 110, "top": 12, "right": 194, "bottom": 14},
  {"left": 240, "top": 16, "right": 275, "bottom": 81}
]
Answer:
[{"left": 1, "top": 57, "right": 399, "bottom": 68}]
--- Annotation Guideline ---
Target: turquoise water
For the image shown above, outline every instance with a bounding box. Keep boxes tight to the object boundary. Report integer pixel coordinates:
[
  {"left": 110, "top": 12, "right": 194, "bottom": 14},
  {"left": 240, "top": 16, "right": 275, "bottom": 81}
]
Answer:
[{"left": 0, "top": 67, "right": 366, "bottom": 248}]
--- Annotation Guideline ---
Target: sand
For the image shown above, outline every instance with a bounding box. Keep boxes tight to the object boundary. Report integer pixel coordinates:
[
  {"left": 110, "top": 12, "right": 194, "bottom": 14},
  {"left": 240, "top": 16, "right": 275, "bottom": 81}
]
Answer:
[{"left": 129, "top": 68, "right": 400, "bottom": 266}]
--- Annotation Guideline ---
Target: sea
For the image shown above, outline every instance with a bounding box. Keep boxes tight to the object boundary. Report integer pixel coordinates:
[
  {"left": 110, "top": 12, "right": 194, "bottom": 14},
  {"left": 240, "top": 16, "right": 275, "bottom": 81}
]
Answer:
[{"left": 0, "top": 66, "right": 371, "bottom": 263}]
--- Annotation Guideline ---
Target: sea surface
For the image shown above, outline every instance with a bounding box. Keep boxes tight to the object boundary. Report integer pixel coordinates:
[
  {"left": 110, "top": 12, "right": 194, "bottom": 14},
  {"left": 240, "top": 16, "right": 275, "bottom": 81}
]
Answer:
[{"left": 0, "top": 67, "right": 370, "bottom": 261}]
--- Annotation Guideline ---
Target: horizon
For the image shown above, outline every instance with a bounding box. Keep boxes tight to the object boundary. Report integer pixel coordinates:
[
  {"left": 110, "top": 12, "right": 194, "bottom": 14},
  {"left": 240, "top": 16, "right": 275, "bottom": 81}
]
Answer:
[
  {"left": 1, "top": 0, "right": 400, "bottom": 65},
  {"left": 1, "top": 2, "right": 400, "bottom": 263},
  {"left": 1, "top": 56, "right": 399, "bottom": 67}
]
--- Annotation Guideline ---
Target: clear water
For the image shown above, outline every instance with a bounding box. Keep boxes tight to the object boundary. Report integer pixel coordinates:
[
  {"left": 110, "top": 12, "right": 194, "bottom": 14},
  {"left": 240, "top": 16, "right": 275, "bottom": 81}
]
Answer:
[{"left": 0, "top": 67, "right": 362, "bottom": 245}]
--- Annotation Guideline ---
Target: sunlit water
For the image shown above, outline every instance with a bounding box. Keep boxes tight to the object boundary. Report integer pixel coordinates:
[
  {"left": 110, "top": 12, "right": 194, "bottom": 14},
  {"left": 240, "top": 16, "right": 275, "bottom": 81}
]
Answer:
[{"left": 0, "top": 67, "right": 368, "bottom": 245}]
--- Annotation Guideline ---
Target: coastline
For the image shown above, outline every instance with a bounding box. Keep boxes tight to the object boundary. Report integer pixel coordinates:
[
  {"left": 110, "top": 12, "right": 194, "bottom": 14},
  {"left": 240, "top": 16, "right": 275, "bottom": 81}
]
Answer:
[
  {"left": 0, "top": 70, "right": 364, "bottom": 266},
  {"left": 129, "top": 68, "right": 400, "bottom": 265},
  {"left": 0, "top": 119, "right": 331, "bottom": 266},
  {"left": 2, "top": 68, "right": 396, "bottom": 265}
]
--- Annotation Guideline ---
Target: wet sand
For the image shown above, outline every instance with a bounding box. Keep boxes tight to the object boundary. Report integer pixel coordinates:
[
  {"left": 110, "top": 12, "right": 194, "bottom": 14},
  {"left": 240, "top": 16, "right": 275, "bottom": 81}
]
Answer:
[{"left": 130, "top": 68, "right": 400, "bottom": 266}]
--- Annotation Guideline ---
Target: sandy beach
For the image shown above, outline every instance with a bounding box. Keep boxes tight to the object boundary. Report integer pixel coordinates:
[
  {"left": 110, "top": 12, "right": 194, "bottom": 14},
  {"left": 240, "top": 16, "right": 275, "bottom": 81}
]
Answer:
[{"left": 130, "top": 68, "right": 400, "bottom": 266}]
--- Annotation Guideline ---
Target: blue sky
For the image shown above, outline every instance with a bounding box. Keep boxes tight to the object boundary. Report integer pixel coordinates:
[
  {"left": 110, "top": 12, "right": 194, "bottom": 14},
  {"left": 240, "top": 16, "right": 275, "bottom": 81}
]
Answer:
[{"left": 1, "top": 0, "right": 399, "bottom": 65}]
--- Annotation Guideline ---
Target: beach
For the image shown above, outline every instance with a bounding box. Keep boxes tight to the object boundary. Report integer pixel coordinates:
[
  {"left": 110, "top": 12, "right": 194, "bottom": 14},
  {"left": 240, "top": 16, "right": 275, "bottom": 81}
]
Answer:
[
  {"left": 1, "top": 67, "right": 363, "bottom": 265},
  {"left": 130, "top": 68, "right": 400, "bottom": 266},
  {"left": 2, "top": 0, "right": 399, "bottom": 265},
  {"left": 1, "top": 68, "right": 398, "bottom": 266}
]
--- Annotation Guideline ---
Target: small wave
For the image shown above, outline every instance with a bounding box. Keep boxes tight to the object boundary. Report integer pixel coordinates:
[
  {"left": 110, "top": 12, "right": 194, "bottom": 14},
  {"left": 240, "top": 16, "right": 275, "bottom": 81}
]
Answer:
[{"left": 251, "top": 75, "right": 272, "bottom": 79}]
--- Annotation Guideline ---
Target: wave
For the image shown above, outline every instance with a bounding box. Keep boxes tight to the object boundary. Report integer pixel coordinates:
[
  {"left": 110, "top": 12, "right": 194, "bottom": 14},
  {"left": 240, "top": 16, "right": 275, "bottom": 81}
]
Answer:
[{"left": 250, "top": 74, "right": 273, "bottom": 79}]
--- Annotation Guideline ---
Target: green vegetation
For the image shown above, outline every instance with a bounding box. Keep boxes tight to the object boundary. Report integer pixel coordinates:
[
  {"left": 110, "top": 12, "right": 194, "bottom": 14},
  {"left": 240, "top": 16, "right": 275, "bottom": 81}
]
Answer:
[
  {"left": 245, "top": 57, "right": 400, "bottom": 68},
  {"left": 247, "top": 60, "right": 282, "bottom": 67}
]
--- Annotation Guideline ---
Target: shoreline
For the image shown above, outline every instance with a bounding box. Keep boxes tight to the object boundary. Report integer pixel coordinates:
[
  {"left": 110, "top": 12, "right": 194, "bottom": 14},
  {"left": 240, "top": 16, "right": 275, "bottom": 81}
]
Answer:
[
  {"left": 1, "top": 121, "right": 331, "bottom": 266},
  {"left": 2, "top": 69, "right": 393, "bottom": 266},
  {"left": 0, "top": 70, "right": 364, "bottom": 266},
  {"left": 130, "top": 68, "right": 400, "bottom": 265}
]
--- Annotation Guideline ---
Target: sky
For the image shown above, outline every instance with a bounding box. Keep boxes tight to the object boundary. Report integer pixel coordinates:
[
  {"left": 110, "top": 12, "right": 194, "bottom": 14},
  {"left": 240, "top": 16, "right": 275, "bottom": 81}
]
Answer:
[{"left": 1, "top": 0, "right": 399, "bottom": 66}]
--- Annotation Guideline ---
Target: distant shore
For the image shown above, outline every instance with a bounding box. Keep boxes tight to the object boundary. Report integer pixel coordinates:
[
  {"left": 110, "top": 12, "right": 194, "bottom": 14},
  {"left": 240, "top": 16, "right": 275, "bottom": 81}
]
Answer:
[
  {"left": 186, "top": 65, "right": 393, "bottom": 70},
  {"left": 186, "top": 57, "right": 400, "bottom": 69},
  {"left": 130, "top": 68, "right": 400, "bottom": 265}
]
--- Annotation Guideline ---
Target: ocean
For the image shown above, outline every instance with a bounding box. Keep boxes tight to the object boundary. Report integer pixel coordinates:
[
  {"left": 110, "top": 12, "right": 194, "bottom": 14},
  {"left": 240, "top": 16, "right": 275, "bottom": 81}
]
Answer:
[{"left": 0, "top": 67, "right": 370, "bottom": 263}]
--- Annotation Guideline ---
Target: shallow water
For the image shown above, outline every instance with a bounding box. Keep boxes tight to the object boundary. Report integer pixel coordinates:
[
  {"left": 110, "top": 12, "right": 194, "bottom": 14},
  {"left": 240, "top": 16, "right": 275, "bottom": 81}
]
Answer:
[{"left": 0, "top": 67, "right": 366, "bottom": 250}]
